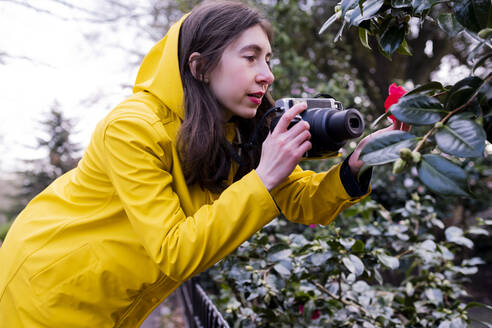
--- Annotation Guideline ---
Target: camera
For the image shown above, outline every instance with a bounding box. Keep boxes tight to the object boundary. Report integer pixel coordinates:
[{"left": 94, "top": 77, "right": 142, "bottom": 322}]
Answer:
[{"left": 269, "top": 97, "right": 365, "bottom": 159}]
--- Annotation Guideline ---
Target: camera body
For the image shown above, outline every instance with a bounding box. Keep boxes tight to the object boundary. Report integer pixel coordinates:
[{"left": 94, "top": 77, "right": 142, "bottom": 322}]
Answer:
[{"left": 270, "top": 97, "right": 365, "bottom": 159}]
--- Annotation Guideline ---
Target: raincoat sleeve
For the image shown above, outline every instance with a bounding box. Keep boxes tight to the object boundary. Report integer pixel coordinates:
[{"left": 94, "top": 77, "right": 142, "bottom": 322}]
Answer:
[
  {"left": 103, "top": 116, "right": 280, "bottom": 282},
  {"left": 270, "top": 159, "right": 371, "bottom": 226}
]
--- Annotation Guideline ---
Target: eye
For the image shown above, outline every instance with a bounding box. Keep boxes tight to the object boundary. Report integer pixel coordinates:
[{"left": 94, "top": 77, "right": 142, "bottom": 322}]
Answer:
[{"left": 244, "top": 55, "right": 256, "bottom": 63}]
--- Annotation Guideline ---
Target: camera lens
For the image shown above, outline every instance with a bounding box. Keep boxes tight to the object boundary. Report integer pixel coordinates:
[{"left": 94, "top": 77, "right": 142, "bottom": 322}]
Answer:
[{"left": 324, "top": 108, "right": 364, "bottom": 141}]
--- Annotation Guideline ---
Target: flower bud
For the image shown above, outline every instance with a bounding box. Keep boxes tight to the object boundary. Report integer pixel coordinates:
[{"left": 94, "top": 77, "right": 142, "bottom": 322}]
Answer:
[
  {"left": 411, "top": 151, "right": 421, "bottom": 163},
  {"left": 434, "top": 121, "right": 443, "bottom": 129},
  {"left": 245, "top": 265, "right": 254, "bottom": 271},
  {"left": 399, "top": 148, "right": 412, "bottom": 161},
  {"left": 393, "top": 158, "right": 407, "bottom": 174}
]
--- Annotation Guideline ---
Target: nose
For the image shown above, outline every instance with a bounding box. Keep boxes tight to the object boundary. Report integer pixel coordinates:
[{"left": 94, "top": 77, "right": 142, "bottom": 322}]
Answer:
[{"left": 256, "top": 62, "right": 274, "bottom": 86}]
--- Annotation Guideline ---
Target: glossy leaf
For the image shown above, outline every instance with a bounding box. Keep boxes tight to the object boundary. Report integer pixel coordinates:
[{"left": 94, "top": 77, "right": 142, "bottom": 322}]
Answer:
[
  {"left": 342, "top": 254, "right": 365, "bottom": 276},
  {"left": 453, "top": 0, "right": 492, "bottom": 33},
  {"left": 359, "top": 27, "right": 371, "bottom": 49},
  {"left": 359, "top": 131, "right": 418, "bottom": 165},
  {"left": 274, "top": 260, "right": 292, "bottom": 277},
  {"left": 396, "top": 38, "right": 412, "bottom": 56},
  {"left": 424, "top": 288, "right": 443, "bottom": 305},
  {"left": 350, "top": 0, "right": 384, "bottom": 26},
  {"left": 418, "top": 154, "right": 469, "bottom": 197},
  {"left": 352, "top": 240, "right": 365, "bottom": 253},
  {"left": 319, "top": 13, "right": 338, "bottom": 35},
  {"left": 406, "top": 81, "right": 444, "bottom": 96},
  {"left": 478, "top": 28, "right": 492, "bottom": 39},
  {"left": 267, "top": 249, "right": 292, "bottom": 262},
  {"left": 379, "top": 22, "right": 406, "bottom": 55},
  {"left": 392, "top": 0, "right": 411, "bottom": 8},
  {"left": 377, "top": 253, "right": 400, "bottom": 269},
  {"left": 391, "top": 94, "right": 445, "bottom": 125},
  {"left": 445, "top": 76, "right": 483, "bottom": 114},
  {"left": 437, "top": 13, "right": 464, "bottom": 37},
  {"left": 412, "top": 0, "right": 440, "bottom": 14},
  {"left": 445, "top": 226, "right": 474, "bottom": 248},
  {"left": 310, "top": 252, "right": 333, "bottom": 266},
  {"left": 435, "top": 118, "right": 486, "bottom": 157},
  {"left": 341, "top": 0, "right": 357, "bottom": 17},
  {"left": 473, "top": 52, "right": 492, "bottom": 74}
]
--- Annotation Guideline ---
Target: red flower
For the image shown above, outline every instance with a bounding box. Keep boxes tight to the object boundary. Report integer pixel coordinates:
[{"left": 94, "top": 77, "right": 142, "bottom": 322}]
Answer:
[
  {"left": 311, "top": 309, "right": 321, "bottom": 320},
  {"left": 384, "top": 83, "right": 407, "bottom": 123},
  {"left": 299, "top": 304, "right": 321, "bottom": 320},
  {"left": 309, "top": 224, "right": 317, "bottom": 228}
]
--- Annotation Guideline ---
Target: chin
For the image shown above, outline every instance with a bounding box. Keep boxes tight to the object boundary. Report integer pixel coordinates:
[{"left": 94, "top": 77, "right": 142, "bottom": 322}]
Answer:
[{"left": 242, "top": 108, "right": 258, "bottom": 119}]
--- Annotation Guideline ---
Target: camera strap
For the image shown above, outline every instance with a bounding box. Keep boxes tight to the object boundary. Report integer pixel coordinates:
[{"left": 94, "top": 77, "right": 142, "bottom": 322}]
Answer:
[{"left": 237, "top": 106, "right": 282, "bottom": 150}]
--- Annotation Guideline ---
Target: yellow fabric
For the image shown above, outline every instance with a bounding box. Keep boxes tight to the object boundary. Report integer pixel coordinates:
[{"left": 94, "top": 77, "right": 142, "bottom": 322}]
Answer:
[{"left": 0, "top": 14, "right": 369, "bottom": 328}]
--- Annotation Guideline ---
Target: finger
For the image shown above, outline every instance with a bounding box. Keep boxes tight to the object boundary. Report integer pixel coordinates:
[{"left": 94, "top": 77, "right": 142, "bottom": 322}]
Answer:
[
  {"left": 274, "top": 102, "right": 307, "bottom": 133},
  {"left": 289, "top": 129, "right": 311, "bottom": 147},
  {"left": 285, "top": 119, "right": 310, "bottom": 139}
]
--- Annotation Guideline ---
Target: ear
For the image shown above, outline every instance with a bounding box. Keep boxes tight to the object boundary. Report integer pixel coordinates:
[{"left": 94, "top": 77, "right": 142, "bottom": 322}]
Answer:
[{"left": 188, "top": 52, "right": 208, "bottom": 82}]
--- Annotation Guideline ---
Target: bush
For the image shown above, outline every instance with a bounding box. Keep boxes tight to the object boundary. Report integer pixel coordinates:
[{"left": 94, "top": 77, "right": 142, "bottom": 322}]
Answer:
[{"left": 205, "top": 193, "right": 491, "bottom": 327}]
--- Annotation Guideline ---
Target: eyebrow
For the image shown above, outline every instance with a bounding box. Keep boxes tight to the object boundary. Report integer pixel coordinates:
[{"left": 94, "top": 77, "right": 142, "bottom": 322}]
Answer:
[{"left": 239, "top": 44, "right": 272, "bottom": 57}]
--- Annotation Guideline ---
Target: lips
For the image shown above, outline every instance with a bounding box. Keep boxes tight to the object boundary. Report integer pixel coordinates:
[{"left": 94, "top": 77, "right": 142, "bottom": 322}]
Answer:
[{"left": 247, "top": 92, "right": 264, "bottom": 105}]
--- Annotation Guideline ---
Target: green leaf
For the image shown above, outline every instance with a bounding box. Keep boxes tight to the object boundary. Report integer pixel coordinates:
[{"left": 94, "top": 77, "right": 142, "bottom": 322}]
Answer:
[
  {"left": 478, "top": 27, "right": 492, "bottom": 38},
  {"left": 377, "top": 253, "right": 400, "bottom": 269},
  {"left": 396, "top": 38, "right": 412, "bottom": 56},
  {"left": 465, "top": 301, "right": 492, "bottom": 312},
  {"left": 453, "top": 0, "right": 492, "bottom": 33},
  {"left": 267, "top": 249, "right": 292, "bottom": 262},
  {"left": 445, "top": 76, "right": 483, "bottom": 114},
  {"left": 342, "top": 254, "right": 365, "bottom": 276},
  {"left": 342, "top": 0, "right": 358, "bottom": 17},
  {"left": 359, "top": 131, "right": 418, "bottom": 165},
  {"left": 350, "top": 0, "right": 385, "bottom": 26},
  {"left": 435, "top": 118, "right": 486, "bottom": 157},
  {"left": 473, "top": 52, "right": 492, "bottom": 74},
  {"left": 418, "top": 154, "right": 470, "bottom": 197},
  {"left": 467, "top": 227, "right": 489, "bottom": 235},
  {"left": 392, "top": 0, "right": 411, "bottom": 8},
  {"left": 340, "top": 238, "right": 356, "bottom": 250},
  {"left": 319, "top": 13, "right": 338, "bottom": 35},
  {"left": 406, "top": 81, "right": 444, "bottom": 96},
  {"left": 445, "top": 226, "right": 474, "bottom": 248},
  {"left": 359, "top": 27, "right": 371, "bottom": 49},
  {"left": 424, "top": 288, "right": 443, "bottom": 305},
  {"left": 437, "top": 13, "right": 464, "bottom": 37},
  {"left": 391, "top": 94, "right": 446, "bottom": 125},
  {"left": 274, "top": 260, "right": 292, "bottom": 277},
  {"left": 378, "top": 22, "right": 406, "bottom": 55},
  {"left": 352, "top": 240, "right": 365, "bottom": 253},
  {"left": 310, "top": 252, "right": 333, "bottom": 266},
  {"left": 412, "top": 0, "right": 440, "bottom": 14}
]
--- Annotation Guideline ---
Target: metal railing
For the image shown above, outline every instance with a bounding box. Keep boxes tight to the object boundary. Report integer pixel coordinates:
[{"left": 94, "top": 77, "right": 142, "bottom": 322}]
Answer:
[{"left": 178, "top": 278, "right": 230, "bottom": 328}]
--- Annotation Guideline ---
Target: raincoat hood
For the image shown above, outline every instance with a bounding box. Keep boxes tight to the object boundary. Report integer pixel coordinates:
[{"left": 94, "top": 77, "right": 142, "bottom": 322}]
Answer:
[{"left": 133, "top": 14, "right": 189, "bottom": 120}]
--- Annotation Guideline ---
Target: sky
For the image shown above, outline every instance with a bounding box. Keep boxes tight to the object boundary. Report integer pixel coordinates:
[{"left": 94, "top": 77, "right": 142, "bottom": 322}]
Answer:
[{"left": 0, "top": 1, "right": 153, "bottom": 173}]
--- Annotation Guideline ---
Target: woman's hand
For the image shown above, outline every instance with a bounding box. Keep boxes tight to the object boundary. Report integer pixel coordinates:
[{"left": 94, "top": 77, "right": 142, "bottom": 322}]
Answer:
[
  {"left": 256, "top": 102, "right": 311, "bottom": 191},
  {"left": 348, "top": 119, "right": 411, "bottom": 175}
]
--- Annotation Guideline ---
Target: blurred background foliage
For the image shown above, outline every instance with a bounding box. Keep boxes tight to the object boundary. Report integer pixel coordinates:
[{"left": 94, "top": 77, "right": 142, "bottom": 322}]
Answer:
[{"left": 0, "top": 0, "right": 490, "bottom": 325}]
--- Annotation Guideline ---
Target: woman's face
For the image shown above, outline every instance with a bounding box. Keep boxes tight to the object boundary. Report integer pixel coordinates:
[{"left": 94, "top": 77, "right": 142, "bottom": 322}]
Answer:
[{"left": 208, "top": 24, "right": 274, "bottom": 121}]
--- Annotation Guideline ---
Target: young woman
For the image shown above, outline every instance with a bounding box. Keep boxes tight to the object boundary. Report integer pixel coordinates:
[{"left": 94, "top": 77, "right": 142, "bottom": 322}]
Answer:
[{"left": 0, "top": 1, "right": 408, "bottom": 327}]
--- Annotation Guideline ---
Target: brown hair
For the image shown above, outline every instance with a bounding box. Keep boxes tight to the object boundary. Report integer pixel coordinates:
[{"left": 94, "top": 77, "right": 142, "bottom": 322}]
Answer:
[{"left": 178, "top": 1, "right": 274, "bottom": 193}]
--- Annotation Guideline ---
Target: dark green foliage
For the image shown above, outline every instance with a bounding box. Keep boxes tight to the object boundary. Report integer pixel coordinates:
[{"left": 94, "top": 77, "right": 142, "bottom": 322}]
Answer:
[
  {"left": 199, "top": 1, "right": 492, "bottom": 326},
  {"left": 204, "top": 195, "right": 491, "bottom": 327}
]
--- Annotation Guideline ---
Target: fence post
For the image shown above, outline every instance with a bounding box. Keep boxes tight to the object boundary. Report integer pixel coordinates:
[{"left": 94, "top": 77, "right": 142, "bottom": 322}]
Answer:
[{"left": 178, "top": 277, "right": 230, "bottom": 328}]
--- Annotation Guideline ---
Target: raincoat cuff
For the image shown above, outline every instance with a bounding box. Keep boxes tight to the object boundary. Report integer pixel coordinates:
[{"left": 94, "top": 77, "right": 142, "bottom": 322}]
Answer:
[
  {"left": 340, "top": 153, "right": 372, "bottom": 198},
  {"left": 250, "top": 170, "right": 281, "bottom": 217}
]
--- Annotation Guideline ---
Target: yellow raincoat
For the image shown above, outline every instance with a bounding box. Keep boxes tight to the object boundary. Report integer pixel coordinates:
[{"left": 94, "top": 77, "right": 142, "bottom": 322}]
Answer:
[{"left": 0, "top": 14, "right": 370, "bottom": 327}]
